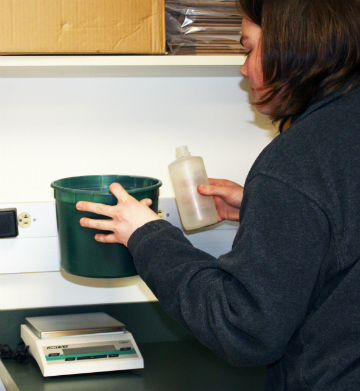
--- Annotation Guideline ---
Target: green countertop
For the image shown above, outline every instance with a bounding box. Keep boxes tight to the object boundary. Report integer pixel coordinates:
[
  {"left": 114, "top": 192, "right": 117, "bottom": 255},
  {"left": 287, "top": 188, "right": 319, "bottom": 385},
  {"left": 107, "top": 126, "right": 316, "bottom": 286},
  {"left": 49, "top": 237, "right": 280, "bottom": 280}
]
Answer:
[{"left": 0, "top": 340, "right": 267, "bottom": 391}]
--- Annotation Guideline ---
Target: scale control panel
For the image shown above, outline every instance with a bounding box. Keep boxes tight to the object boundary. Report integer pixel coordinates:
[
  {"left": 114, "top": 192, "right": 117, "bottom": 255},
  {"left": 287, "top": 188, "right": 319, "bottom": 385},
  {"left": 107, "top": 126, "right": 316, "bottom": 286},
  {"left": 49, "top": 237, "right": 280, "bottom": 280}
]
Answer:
[{"left": 43, "top": 340, "right": 138, "bottom": 365}]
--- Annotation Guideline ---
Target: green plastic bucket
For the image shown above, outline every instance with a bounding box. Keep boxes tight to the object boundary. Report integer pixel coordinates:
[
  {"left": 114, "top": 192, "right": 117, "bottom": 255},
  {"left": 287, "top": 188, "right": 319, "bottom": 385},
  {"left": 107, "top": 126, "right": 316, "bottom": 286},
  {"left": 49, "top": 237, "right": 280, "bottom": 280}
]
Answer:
[{"left": 51, "top": 175, "right": 162, "bottom": 278}]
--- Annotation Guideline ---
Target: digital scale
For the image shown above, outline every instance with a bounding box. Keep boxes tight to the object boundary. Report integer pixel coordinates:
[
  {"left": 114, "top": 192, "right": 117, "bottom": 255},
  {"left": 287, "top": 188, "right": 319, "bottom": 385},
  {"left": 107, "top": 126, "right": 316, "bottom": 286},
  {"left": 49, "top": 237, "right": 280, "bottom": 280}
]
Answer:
[{"left": 20, "top": 312, "right": 144, "bottom": 377}]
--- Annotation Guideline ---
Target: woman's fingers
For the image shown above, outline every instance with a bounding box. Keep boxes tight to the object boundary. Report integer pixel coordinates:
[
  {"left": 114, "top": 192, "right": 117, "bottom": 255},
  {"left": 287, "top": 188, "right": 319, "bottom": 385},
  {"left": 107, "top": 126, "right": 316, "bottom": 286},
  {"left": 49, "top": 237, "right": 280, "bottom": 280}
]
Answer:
[
  {"left": 198, "top": 180, "right": 243, "bottom": 209},
  {"left": 79, "top": 216, "right": 113, "bottom": 231},
  {"left": 140, "top": 198, "right": 152, "bottom": 207},
  {"left": 109, "top": 182, "right": 130, "bottom": 202},
  {"left": 76, "top": 201, "right": 114, "bottom": 218},
  {"left": 76, "top": 183, "right": 159, "bottom": 246},
  {"left": 198, "top": 184, "right": 233, "bottom": 199},
  {"left": 76, "top": 183, "right": 134, "bottom": 216},
  {"left": 94, "top": 233, "right": 118, "bottom": 243}
]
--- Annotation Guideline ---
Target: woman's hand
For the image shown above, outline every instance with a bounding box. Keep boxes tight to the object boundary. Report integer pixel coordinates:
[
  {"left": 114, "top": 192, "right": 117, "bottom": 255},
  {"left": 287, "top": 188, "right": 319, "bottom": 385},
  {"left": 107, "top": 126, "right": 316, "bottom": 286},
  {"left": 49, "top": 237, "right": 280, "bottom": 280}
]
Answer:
[
  {"left": 76, "top": 182, "right": 160, "bottom": 246},
  {"left": 197, "top": 178, "right": 244, "bottom": 222}
]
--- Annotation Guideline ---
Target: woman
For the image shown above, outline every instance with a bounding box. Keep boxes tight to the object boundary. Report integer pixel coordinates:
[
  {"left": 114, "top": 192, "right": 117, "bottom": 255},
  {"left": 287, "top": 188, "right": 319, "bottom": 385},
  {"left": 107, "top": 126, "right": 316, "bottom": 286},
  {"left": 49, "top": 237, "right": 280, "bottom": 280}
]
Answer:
[{"left": 76, "top": 0, "right": 360, "bottom": 389}]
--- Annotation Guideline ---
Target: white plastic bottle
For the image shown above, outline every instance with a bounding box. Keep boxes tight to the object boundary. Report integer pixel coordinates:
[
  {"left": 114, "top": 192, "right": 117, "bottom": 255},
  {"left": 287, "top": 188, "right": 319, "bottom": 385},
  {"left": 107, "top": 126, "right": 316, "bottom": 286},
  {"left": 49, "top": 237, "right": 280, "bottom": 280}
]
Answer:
[{"left": 168, "top": 146, "right": 218, "bottom": 230}]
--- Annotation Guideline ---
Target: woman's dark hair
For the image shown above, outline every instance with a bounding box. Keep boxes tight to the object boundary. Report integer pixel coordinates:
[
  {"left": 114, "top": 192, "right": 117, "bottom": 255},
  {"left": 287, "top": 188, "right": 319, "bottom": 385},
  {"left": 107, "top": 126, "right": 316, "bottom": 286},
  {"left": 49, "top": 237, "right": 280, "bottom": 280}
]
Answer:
[{"left": 238, "top": 0, "right": 360, "bottom": 132}]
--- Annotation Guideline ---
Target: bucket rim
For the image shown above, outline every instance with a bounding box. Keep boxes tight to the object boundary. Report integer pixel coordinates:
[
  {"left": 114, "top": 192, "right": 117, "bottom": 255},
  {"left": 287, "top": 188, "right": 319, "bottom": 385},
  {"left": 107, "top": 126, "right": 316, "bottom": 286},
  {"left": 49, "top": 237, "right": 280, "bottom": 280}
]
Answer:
[{"left": 51, "top": 174, "right": 162, "bottom": 195}]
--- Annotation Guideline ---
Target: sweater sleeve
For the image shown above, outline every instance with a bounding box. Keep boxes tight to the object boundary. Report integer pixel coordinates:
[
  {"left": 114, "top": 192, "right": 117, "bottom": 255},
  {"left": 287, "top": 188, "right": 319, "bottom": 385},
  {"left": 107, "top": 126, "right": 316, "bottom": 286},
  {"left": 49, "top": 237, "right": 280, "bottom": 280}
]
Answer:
[{"left": 128, "top": 174, "right": 330, "bottom": 366}]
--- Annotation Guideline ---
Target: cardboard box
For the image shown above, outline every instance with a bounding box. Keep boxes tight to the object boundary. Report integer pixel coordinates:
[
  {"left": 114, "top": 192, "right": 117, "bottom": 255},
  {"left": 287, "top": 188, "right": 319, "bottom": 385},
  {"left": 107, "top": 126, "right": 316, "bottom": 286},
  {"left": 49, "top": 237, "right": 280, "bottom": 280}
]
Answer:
[{"left": 0, "top": 0, "right": 165, "bottom": 54}]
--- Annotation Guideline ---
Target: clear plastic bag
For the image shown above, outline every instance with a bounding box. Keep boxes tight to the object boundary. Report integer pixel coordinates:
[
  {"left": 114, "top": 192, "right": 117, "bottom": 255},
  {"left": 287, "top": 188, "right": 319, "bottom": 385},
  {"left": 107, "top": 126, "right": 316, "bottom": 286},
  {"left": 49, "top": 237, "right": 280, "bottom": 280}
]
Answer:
[{"left": 165, "top": 0, "right": 244, "bottom": 55}]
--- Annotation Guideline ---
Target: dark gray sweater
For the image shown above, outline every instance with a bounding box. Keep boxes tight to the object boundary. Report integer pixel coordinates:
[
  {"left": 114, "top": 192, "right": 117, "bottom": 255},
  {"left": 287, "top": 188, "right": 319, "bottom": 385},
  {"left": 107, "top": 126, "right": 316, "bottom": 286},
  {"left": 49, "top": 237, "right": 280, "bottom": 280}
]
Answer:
[{"left": 128, "top": 82, "right": 360, "bottom": 390}]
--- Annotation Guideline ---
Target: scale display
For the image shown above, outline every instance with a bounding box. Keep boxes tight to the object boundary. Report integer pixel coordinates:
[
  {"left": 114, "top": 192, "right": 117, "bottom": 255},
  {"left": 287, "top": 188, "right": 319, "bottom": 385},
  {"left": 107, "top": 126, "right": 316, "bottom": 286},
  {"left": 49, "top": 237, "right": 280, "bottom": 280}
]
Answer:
[
  {"left": 44, "top": 340, "right": 137, "bottom": 364},
  {"left": 21, "top": 312, "right": 144, "bottom": 377}
]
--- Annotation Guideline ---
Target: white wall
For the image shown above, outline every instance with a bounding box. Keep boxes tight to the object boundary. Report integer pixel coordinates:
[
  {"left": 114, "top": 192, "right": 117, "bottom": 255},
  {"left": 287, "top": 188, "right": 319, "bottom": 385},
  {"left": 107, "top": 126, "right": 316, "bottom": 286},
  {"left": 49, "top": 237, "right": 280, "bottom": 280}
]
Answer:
[
  {"left": 0, "top": 75, "right": 276, "bottom": 309},
  {"left": 0, "top": 76, "right": 275, "bottom": 202}
]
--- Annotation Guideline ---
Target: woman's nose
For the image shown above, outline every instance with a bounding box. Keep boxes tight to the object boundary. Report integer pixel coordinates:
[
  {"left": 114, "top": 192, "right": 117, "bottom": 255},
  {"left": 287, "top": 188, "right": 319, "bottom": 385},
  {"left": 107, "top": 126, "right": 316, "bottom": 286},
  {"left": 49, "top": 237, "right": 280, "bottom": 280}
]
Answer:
[{"left": 240, "top": 62, "right": 248, "bottom": 77}]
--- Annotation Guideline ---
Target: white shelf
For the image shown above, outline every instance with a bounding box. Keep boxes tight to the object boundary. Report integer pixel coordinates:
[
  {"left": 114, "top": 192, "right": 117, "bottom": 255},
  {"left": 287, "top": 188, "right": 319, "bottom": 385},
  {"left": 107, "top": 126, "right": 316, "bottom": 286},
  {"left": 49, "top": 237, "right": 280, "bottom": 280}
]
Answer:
[{"left": 0, "top": 55, "right": 244, "bottom": 78}]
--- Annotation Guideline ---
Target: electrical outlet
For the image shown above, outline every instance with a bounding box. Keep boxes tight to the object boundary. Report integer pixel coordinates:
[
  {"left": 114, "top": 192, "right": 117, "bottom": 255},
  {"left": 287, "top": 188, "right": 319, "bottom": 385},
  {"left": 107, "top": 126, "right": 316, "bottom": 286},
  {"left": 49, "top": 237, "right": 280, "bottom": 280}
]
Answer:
[
  {"left": 18, "top": 212, "right": 31, "bottom": 228},
  {"left": 157, "top": 208, "right": 165, "bottom": 219}
]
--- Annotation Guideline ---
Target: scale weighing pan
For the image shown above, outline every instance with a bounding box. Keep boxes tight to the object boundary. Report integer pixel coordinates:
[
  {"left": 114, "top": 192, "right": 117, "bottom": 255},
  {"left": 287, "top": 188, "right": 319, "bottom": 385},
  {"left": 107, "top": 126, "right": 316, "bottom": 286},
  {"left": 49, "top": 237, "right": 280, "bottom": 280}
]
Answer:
[{"left": 21, "top": 312, "right": 144, "bottom": 377}]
